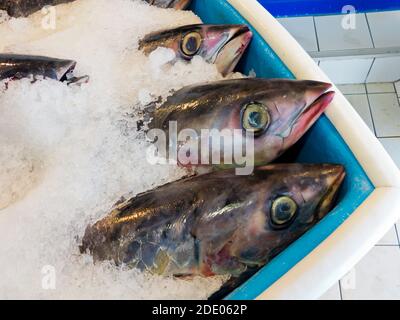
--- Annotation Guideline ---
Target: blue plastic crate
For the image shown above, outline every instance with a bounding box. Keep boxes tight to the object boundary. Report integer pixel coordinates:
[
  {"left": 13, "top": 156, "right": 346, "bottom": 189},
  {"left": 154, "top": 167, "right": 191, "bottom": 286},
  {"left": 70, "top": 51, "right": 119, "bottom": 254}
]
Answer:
[{"left": 189, "top": 0, "right": 374, "bottom": 300}]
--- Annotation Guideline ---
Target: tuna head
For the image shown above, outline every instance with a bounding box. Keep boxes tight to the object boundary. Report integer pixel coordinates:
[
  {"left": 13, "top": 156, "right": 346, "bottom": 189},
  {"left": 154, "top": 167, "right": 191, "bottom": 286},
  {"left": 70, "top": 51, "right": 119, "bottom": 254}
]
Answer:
[
  {"left": 139, "top": 24, "right": 253, "bottom": 76},
  {"left": 144, "top": 0, "right": 192, "bottom": 9},
  {"left": 149, "top": 78, "right": 334, "bottom": 167},
  {"left": 206, "top": 163, "right": 346, "bottom": 276},
  {"left": 80, "top": 163, "right": 345, "bottom": 280}
]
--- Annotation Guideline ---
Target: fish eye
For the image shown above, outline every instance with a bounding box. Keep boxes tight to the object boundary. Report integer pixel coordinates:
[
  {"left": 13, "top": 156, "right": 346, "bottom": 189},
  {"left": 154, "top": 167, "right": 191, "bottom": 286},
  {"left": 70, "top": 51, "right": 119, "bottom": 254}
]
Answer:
[
  {"left": 181, "top": 32, "right": 202, "bottom": 56},
  {"left": 271, "top": 196, "right": 297, "bottom": 227},
  {"left": 241, "top": 102, "right": 270, "bottom": 136}
]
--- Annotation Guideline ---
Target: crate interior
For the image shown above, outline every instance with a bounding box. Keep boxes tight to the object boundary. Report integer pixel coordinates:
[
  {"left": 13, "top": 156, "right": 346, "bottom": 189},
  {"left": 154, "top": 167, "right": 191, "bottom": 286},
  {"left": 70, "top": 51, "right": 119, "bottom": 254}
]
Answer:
[{"left": 190, "top": 0, "right": 375, "bottom": 299}]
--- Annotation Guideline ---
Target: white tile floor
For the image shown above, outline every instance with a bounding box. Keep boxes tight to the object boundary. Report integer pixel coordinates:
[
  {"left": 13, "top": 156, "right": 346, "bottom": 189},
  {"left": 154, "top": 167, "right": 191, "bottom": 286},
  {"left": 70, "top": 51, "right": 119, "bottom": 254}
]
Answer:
[
  {"left": 320, "top": 58, "right": 374, "bottom": 84},
  {"left": 340, "top": 247, "right": 400, "bottom": 300},
  {"left": 366, "top": 11, "right": 400, "bottom": 48},
  {"left": 314, "top": 14, "right": 373, "bottom": 51},
  {"left": 319, "top": 81, "right": 400, "bottom": 300},
  {"left": 345, "top": 94, "right": 375, "bottom": 131},
  {"left": 278, "top": 10, "right": 400, "bottom": 84},
  {"left": 277, "top": 11, "right": 400, "bottom": 299},
  {"left": 367, "top": 57, "right": 400, "bottom": 83},
  {"left": 369, "top": 93, "right": 400, "bottom": 137},
  {"left": 277, "top": 17, "right": 318, "bottom": 52}
]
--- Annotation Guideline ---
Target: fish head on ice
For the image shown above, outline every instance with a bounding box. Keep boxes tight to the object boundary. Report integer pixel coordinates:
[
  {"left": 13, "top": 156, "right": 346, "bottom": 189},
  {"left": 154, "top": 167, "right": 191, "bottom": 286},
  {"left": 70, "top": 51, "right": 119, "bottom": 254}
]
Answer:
[
  {"left": 204, "top": 163, "right": 345, "bottom": 275},
  {"left": 0, "top": 54, "right": 89, "bottom": 85},
  {"left": 150, "top": 78, "right": 334, "bottom": 167},
  {"left": 80, "top": 163, "right": 345, "bottom": 280},
  {"left": 139, "top": 24, "right": 253, "bottom": 75},
  {"left": 145, "top": 0, "right": 192, "bottom": 9}
]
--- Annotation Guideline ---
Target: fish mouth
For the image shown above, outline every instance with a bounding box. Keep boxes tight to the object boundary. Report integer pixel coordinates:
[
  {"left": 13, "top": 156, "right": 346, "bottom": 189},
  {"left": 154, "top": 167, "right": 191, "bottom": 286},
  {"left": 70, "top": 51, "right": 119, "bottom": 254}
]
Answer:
[
  {"left": 298, "top": 90, "right": 335, "bottom": 128},
  {"left": 173, "top": 0, "right": 192, "bottom": 10},
  {"left": 58, "top": 60, "right": 77, "bottom": 81},
  {"left": 284, "top": 82, "right": 334, "bottom": 142},
  {"left": 317, "top": 164, "right": 346, "bottom": 220},
  {"left": 213, "top": 25, "right": 253, "bottom": 76},
  {"left": 149, "top": 0, "right": 191, "bottom": 9}
]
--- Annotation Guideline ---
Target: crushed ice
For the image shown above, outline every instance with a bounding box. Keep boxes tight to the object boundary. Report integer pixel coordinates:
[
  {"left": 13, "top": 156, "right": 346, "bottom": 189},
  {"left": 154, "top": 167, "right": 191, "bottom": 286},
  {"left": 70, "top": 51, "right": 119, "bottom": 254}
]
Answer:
[{"left": 0, "top": 0, "right": 240, "bottom": 299}]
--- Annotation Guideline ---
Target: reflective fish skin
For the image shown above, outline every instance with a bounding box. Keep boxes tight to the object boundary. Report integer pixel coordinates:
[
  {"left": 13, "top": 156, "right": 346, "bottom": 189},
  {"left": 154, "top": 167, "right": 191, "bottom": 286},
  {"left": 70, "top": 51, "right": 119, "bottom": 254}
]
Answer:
[
  {"left": 0, "top": 0, "right": 74, "bottom": 17},
  {"left": 144, "top": 0, "right": 191, "bottom": 9},
  {"left": 139, "top": 24, "right": 253, "bottom": 76},
  {"left": 149, "top": 78, "right": 335, "bottom": 167},
  {"left": 80, "top": 164, "right": 345, "bottom": 280},
  {"left": 0, "top": 54, "right": 86, "bottom": 84}
]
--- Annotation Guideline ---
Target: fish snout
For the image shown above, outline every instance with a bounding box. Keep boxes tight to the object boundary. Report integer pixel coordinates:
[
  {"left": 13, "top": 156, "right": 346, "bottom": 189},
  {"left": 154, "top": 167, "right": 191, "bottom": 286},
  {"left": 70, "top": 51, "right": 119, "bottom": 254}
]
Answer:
[
  {"left": 174, "top": 0, "right": 192, "bottom": 10},
  {"left": 212, "top": 25, "right": 253, "bottom": 75},
  {"left": 316, "top": 164, "right": 346, "bottom": 220},
  {"left": 303, "top": 80, "right": 333, "bottom": 107},
  {"left": 146, "top": 0, "right": 192, "bottom": 9},
  {"left": 281, "top": 81, "right": 334, "bottom": 145},
  {"left": 56, "top": 59, "right": 77, "bottom": 81}
]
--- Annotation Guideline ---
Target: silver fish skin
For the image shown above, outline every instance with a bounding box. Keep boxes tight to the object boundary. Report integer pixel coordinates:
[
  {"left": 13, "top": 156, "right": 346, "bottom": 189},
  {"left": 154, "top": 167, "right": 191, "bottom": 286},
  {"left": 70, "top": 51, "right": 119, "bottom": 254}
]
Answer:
[
  {"left": 144, "top": 0, "right": 191, "bottom": 9},
  {"left": 149, "top": 78, "right": 335, "bottom": 167},
  {"left": 139, "top": 24, "right": 253, "bottom": 76},
  {"left": 0, "top": 54, "right": 88, "bottom": 84},
  {"left": 0, "top": 0, "right": 74, "bottom": 17},
  {"left": 80, "top": 163, "right": 345, "bottom": 279}
]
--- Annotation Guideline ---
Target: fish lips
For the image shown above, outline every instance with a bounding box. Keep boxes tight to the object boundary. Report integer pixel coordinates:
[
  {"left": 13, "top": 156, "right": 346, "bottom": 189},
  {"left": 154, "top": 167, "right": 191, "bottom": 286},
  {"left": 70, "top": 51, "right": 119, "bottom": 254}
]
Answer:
[
  {"left": 173, "top": 0, "right": 192, "bottom": 10},
  {"left": 148, "top": 0, "right": 192, "bottom": 9},
  {"left": 57, "top": 60, "right": 77, "bottom": 81},
  {"left": 297, "top": 90, "right": 335, "bottom": 132},
  {"left": 210, "top": 25, "right": 253, "bottom": 76},
  {"left": 282, "top": 83, "right": 335, "bottom": 145},
  {"left": 316, "top": 164, "right": 346, "bottom": 221}
]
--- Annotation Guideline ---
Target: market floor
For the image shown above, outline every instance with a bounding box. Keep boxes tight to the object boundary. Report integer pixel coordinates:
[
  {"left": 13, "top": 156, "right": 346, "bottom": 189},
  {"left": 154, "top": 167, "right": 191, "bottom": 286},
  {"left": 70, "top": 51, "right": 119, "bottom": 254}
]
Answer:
[{"left": 320, "top": 81, "right": 400, "bottom": 300}]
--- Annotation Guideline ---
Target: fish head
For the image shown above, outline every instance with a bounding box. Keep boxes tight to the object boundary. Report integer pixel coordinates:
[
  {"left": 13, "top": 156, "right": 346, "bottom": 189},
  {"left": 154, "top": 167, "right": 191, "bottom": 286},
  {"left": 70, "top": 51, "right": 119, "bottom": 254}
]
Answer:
[
  {"left": 145, "top": 0, "right": 192, "bottom": 9},
  {"left": 226, "top": 163, "right": 345, "bottom": 269},
  {"left": 227, "top": 79, "right": 334, "bottom": 165},
  {"left": 139, "top": 24, "right": 253, "bottom": 75},
  {"left": 54, "top": 59, "right": 77, "bottom": 81},
  {"left": 151, "top": 79, "right": 334, "bottom": 167},
  {"left": 238, "top": 79, "right": 334, "bottom": 165}
]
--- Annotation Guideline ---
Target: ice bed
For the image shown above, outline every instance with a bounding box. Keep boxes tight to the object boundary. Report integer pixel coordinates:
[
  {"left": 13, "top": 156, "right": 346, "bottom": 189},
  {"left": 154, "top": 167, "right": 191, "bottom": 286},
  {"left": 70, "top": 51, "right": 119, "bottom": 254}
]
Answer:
[{"left": 189, "top": 0, "right": 400, "bottom": 299}]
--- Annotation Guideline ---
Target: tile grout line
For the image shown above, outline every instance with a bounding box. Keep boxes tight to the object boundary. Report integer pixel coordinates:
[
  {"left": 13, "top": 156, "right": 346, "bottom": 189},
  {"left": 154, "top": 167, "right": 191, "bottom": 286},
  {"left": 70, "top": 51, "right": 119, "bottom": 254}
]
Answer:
[
  {"left": 344, "top": 91, "right": 395, "bottom": 96},
  {"left": 338, "top": 280, "right": 344, "bottom": 300},
  {"left": 394, "top": 224, "right": 400, "bottom": 248},
  {"left": 366, "top": 91, "right": 397, "bottom": 95},
  {"left": 364, "top": 57, "right": 375, "bottom": 83},
  {"left": 375, "top": 244, "right": 400, "bottom": 247},
  {"left": 365, "top": 82, "right": 396, "bottom": 95},
  {"left": 312, "top": 16, "right": 320, "bottom": 52},
  {"left": 378, "top": 135, "right": 400, "bottom": 139},
  {"left": 365, "top": 13, "right": 376, "bottom": 49},
  {"left": 365, "top": 88, "right": 378, "bottom": 136},
  {"left": 395, "top": 81, "right": 400, "bottom": 98}
]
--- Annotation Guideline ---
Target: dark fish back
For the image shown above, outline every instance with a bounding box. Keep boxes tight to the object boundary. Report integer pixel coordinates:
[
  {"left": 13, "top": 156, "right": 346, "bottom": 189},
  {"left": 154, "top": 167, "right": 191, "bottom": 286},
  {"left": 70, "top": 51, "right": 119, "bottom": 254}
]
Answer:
[{"left": 0, "top": 0, "right": 75, "bottom": 17}]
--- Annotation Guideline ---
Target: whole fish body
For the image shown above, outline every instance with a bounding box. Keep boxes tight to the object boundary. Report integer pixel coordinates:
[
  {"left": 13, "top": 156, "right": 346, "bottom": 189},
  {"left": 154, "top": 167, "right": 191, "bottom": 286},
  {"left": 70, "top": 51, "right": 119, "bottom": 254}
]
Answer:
[
  {"left": 0, "top": 54, "right": 88, "bottom": 84},
  {"left": 0, "top": 0, "right": 191, "bottom": 17},
  {"left": 81, "top": 163, "right": 345, "bottom": 295},
  {"left": 149, "top": 78, "right": 335, "bottom": 167},
  {"left": 140, "top": 24, "right": 253, "bottom": 76}
]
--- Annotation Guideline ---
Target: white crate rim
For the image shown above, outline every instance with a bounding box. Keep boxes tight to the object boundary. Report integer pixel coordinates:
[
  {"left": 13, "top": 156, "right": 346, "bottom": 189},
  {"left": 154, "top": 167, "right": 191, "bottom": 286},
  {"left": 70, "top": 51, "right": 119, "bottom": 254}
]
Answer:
[{"left": 227, "top": 0, "right": 400, "bottom": 300}]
